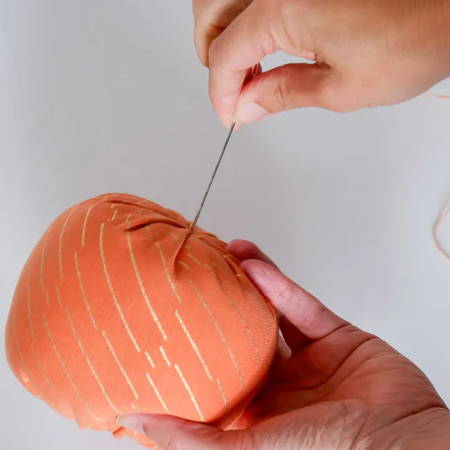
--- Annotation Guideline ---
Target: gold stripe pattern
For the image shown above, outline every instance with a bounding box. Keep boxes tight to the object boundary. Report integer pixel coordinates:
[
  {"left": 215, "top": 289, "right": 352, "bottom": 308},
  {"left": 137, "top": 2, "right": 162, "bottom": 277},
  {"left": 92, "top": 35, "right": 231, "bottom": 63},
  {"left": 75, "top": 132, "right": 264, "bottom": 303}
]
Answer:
[
  {"left": 41, "top": 313, "right": 104, "bottom": 422},
  {"left": 81, "top": 204, "right": 95, "bottom": 247},
  {"left": 155, "top": 242, "right": 182, "bottom": 304},
  {"left": 216, "top": 378, "right": 228, "bottom": 406},
  {"left": 102, "top": 330, "right": 139, "bottom": 400},
  {"left": 175, "top": 309, "right": 212, "bottom": 381},
  {"left": 187, "top": 253, "right": 202, "bottom": 266},
  {"left": 12, "top": 311, "right": 30, "bottom": 384},
  {"left": 59, "top": 297, "right": 121, "bottom": 414},
  {"left": 159, "top": 345, "right": 171, "bottom": 367},
  {"left": 174, "top": 363, "right": 204, "bottom": 421},
  {"left": 44, "top": 290, "right": 50, "bottom": 307},
  {"left": 145, "top": 373, "right": 170, "bottom": 413},
  {"left": 177, "top": 261, "right": 191, "bottom": 271},
  {"left": 73, "top": 251, "right": 98, "bottom": 330},
  {"left": 100, "top": 222, "right": 141, "bottom": 352},
  {"left": 25, "top": 278, "right": 35, "bottom": 338},
  {"left": 55, "top": 286, "right": 63, "bottom": 307},
  {"left": 189, "top": 279, "right": 244, "bottom": 385},
  {"left": 125, "top": 217, "right": 168, "bottom": 341},
  {"left": 39, "top": 229, "right": 49, "bottom": 292},
  {"left": 206, "top": 264, "right": 260, "bottom": 357},
  {"left": 145, "top": 350, "right": 155, "bottom": 369},
  {"left": 58, "top": 204, "right": 78, "bottom": 278},
  {"left": 31, "top": 345, "right": 56, "bottom": 395}
]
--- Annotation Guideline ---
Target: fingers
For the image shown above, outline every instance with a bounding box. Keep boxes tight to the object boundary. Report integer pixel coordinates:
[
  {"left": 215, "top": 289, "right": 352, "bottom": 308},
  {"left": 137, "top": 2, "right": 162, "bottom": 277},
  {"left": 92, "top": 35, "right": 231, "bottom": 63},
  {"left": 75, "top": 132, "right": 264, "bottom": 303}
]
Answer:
[
  {"left": 235, "top": 62, "right": 343, "bottom": 125},
  {"left": 241, "top": 259, "right": 347, "bottom": 340},
  {"left": 117, "top": 413, "right": 248, "bottom": 450},
  {"left": 208, "top": 1, "right": 325, "bottom": 127},
  {"left": 208, "top": 1, "right": 278, "bottom": 127},
  {"left": 117, "top": 403, "right": 360, "bottom": 449},
  {"left": 194, "top": 23, "right": 224, "bottom": 67},
  {"left": 193, "top": 0, "right": 253, "bottom": 67},
  {"left": 226, "top": 239, "right": 276, "bottom": 266},
  {"left": 227, "top": 240, "right": 309, "bottom": 351}
]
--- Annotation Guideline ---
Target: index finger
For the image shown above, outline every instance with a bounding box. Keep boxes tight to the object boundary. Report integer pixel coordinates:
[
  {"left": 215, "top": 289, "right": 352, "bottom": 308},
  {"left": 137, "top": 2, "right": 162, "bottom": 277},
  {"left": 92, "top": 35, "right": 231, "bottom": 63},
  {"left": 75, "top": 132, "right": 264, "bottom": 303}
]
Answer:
[
  {"left": 241, "top": 259, "right": 348, "bottom": 341},
  {"left": 208, "top": 2, "right": 274, "bottom": 127}
]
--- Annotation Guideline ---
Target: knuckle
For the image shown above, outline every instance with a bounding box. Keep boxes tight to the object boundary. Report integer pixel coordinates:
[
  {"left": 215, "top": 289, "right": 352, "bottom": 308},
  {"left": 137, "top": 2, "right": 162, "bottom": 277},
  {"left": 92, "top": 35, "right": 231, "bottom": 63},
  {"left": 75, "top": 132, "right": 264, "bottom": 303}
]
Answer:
[{"left": 271, "top": 70, "right": 292, "bottom": 111}]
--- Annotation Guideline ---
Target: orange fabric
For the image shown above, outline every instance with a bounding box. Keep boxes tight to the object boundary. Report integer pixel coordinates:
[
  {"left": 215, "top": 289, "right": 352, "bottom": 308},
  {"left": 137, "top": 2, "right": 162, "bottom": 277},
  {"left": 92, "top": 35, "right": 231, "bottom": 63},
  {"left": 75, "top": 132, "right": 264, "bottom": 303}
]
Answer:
[{"left": 5, "top": 193, "right": 278, "bottom": 447}]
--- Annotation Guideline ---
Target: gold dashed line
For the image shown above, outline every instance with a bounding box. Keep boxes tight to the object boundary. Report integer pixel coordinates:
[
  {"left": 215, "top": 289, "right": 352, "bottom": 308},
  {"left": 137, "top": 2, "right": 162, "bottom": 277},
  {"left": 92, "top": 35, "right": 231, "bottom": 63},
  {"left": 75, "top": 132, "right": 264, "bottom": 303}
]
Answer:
[
  {"left": 145, "top": 351, "right": 155, "bottom": 369},
  {"left": 44, "top": 290, "right": 50, "bottom": 307},
  {"left": 25, "top": 277, "right": 35, "bottom": 338},
  {"left": 174, "top": 363, "right": 204, "bottom": 421},
  {"left": 159, "top": 345, "right": 171, "bottom": 367},
  {"left": 216, "top": 378, "right": 228, "bottom": 406},
  {"left": 145, "top": 373, "right": 170, "bottom": 413},
  {"left": 206, "top": 264, "right": 260, "bottom": 358},
  {"left": 189, "top": 279, "right": 244, "bottom": 386},
  {"left": 177, "top": 261, "right": 191, "bottom": 271},
  {"left": 155, "top": 242, "right": 182, "bottom": 304},
  {"left": 102, "top": 330, "right": 139, "bottom": 400},
  {"left": 42, "top": 313, "right": 104, "bottom": 422},
  {"left": 55, "top": 286, "right": 63, "bottom": 308},
  {"left": 186, "top": 253, "right": 202, "bottom": 266},
  {"left": 58, "top": 204, "right": 79, "bottom": 278},
  {"left": 81, "top": 204, "right": 95, "bottom": 247},
  {"left": 31, "top": 346, "right": 56, "bottom": 395},
  {"left": 81, "top": 195, "right": 116, "bottom": 247},
  {"left": 59, "top": 298, "right": 121, "bottom": 414},
  {"left": 110, "top": 209, "right": 118, "bottom": 222},
  {"left": 39, "top": 229, "right": 49, "bottom": 292},
  {"left": 100, "top": 222, "right": 141, "bottom": 352},
  {"left": 125, "top": 216, "right": 168, "bottom": 341},
  {"left": 175, "top": 309, "right": 212, "bottom": 381},
  {"left": 17, "top": 292, "right": 55, "bottom": 396},
  {"left": 74, "top": 251, "right": 98, "bottom": 330},
  {"left": 12, "top": 312, "right": 30, "bottom": 384}
]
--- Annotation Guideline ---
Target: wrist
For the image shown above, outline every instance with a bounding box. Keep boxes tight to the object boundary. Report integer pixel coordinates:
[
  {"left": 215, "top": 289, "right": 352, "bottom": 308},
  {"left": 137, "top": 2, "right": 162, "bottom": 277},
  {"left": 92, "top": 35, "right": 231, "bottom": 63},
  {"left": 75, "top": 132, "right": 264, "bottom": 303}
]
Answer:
[{"left": 424, "top": 0, "right": 450, "bottom": 77}]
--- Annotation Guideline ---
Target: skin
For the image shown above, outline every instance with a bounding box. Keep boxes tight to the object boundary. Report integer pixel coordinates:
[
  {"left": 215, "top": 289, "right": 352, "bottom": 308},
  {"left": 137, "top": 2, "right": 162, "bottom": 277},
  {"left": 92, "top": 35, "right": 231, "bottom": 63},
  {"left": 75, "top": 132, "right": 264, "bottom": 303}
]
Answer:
[
  {"left": 115, "top": 6, "right": 450, "bottom": 444},
  {"left": 192, "top": 0, "right": 450, "bottom": 127},
  {"left": 118, "top": 240, "right": 450, "bottom": 449}
]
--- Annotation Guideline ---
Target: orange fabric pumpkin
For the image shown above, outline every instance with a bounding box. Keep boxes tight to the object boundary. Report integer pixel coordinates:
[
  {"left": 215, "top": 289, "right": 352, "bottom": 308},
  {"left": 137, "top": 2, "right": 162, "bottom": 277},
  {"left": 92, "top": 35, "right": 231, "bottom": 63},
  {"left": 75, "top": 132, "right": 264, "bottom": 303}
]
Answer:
[{"left": 5, "top": 193, "right": 278, "bottom": 447}]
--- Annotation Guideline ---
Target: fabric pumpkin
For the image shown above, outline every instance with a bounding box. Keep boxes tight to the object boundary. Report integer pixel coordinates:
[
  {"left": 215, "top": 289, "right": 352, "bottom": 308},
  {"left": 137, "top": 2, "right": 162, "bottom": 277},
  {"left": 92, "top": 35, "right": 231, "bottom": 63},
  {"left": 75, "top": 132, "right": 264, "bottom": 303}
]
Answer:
[{"left": 5, "top": 193, "right": 278, "bottom": 447}]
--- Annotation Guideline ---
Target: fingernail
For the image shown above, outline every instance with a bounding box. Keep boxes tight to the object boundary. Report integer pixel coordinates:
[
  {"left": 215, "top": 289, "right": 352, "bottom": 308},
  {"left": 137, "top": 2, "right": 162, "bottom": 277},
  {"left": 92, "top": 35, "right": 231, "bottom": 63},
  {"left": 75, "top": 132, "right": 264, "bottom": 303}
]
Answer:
[
  {"left": 117, "top": 415, "right": 145, "bottom": 434},
  {"left": 235, "top": 101, "right": 268, "bottom": 125}
]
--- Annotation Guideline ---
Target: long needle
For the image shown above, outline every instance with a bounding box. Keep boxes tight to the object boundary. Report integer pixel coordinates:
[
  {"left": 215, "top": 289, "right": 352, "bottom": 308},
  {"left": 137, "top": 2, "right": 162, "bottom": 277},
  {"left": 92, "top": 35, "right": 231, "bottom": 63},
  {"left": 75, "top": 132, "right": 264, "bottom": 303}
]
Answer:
[{"left": 189, "top": 123, "right": 236, "bottom": 231}]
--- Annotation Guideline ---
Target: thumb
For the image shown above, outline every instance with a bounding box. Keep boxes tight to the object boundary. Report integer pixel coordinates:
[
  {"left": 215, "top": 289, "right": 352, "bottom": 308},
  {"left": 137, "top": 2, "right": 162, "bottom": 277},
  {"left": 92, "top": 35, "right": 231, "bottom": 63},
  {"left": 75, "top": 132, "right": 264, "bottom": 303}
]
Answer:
[
  {"left": 117, "top": 414, "right": 248, "bottom": 450},
  {"left": 235, "top": 63, "right": 347, "bottom": 125}
]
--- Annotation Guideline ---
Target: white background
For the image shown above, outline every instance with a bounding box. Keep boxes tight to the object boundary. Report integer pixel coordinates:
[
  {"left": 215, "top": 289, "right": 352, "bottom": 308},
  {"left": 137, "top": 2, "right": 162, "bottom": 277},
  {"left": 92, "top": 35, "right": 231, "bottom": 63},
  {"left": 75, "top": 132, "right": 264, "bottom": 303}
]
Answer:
[{"left": 1, "top": 1, "right": 449, "bottom": 449}]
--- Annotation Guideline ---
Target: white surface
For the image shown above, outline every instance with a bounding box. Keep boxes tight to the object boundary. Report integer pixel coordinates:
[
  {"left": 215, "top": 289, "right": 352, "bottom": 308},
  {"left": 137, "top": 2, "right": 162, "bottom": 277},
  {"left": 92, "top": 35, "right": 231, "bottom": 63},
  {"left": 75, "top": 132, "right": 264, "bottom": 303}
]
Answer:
[{"left": 1, "top": 1, "right": 449, "bottom": 449}]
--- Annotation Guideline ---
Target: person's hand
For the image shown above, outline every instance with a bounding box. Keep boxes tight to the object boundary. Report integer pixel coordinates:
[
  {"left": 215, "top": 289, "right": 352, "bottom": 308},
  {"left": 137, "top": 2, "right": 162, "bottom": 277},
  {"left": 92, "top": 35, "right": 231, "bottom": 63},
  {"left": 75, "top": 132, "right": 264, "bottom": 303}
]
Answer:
[
  {"left": 192, "top": 0, "right": 450, "bottom": 127},
  {"left": 118, "top": 240, "right": 450, "bottom": 449}
]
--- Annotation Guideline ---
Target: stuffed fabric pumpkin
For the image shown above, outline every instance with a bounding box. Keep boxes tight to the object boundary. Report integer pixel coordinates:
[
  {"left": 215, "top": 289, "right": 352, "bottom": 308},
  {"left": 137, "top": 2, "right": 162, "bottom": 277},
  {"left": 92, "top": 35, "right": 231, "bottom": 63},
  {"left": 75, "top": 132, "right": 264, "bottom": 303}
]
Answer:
[{"left": 5, "top": 193, "right": 278, "bottom": 447}]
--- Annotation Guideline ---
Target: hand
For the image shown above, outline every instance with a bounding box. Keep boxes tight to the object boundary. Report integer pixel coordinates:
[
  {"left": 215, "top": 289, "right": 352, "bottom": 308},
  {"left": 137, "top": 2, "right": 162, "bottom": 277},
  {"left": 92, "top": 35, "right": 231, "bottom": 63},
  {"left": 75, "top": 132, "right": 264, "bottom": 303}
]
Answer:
[
  {"left": 193, "top": 0, "right": 450, "bottom": 127},
  {"left": 118, "top": 240, "right": 450, "bottom": 449},
  {"left": 121, "top": 240, "right": 450, "bottom": 450}
]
